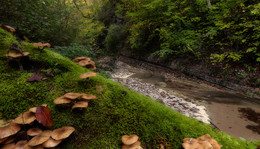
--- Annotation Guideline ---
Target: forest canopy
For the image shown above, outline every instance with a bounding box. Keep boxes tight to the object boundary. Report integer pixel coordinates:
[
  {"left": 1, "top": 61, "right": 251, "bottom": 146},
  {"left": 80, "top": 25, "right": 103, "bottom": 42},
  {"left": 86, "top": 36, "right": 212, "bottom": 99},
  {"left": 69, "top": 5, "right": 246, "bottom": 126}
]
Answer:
[{"left": 0, "top": 0, "right": 259, "bottom": 70}]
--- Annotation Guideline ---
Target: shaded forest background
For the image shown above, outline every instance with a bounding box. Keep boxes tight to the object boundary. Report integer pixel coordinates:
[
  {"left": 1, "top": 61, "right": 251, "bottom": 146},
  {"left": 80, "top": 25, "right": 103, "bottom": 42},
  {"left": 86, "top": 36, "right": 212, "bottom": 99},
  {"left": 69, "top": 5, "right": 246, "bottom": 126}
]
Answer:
[{"left": 0, "top": 0, "right": 259, "bottom": 83}]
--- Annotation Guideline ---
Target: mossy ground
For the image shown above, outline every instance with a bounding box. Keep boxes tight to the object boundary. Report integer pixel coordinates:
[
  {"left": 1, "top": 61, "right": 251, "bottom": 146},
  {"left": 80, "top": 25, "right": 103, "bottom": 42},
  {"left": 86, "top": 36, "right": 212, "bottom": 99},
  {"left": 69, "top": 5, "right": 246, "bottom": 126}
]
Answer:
[{"left": 0, "top": 28, "right": 259, "bottom": 148}]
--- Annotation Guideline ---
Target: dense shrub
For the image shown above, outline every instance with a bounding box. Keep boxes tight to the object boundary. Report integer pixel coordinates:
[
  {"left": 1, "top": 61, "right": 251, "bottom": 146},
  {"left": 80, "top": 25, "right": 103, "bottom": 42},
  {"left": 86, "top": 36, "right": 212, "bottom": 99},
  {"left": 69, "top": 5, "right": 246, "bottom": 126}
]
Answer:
[{"left": 51, "top": 43, "right": 96, "bottom": 60}]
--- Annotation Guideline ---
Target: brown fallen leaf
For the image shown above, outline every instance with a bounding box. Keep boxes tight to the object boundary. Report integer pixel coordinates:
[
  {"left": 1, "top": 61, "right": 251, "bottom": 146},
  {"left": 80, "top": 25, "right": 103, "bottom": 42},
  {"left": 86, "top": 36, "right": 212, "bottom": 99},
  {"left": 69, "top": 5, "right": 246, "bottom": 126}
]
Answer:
[
  {"left": 35, "top": 106, "right": 53, "bottom": 127},
  {"left": 27, "top": 74, "right": 43, "bottom": 82}
]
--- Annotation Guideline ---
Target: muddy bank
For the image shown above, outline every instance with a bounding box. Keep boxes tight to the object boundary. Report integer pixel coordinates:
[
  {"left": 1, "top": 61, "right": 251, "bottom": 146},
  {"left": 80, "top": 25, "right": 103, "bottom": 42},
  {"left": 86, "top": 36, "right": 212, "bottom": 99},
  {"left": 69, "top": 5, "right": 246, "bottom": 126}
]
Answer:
[{"left": 100, "top": 57, "right": 260, "bottom": 141}]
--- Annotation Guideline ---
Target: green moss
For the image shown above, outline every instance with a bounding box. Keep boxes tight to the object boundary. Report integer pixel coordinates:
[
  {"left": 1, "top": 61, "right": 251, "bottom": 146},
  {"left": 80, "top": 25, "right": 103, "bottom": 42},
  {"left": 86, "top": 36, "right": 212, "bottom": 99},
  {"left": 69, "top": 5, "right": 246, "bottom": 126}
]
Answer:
[{"left": 0, "top": 28, "right": 259, "bottom": 148}]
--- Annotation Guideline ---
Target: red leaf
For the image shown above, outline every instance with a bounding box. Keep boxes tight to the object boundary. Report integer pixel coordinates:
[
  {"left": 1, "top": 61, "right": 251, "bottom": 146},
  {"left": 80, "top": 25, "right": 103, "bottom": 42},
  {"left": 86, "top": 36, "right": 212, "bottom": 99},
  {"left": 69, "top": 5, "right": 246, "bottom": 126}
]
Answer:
[{"left": 35, "top": 106, "right": 53, "bottom": 127}]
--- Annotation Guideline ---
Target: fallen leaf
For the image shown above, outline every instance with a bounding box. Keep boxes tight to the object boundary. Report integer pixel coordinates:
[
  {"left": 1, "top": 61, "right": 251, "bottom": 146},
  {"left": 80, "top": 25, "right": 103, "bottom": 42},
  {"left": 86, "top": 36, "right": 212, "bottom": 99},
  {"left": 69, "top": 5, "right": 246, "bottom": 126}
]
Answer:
[
  {"left": 35, "top": 106, "right": 52, "bottom": 127},
  {"left": 27, "top": 74, "right": 43, "bottom": 82}
]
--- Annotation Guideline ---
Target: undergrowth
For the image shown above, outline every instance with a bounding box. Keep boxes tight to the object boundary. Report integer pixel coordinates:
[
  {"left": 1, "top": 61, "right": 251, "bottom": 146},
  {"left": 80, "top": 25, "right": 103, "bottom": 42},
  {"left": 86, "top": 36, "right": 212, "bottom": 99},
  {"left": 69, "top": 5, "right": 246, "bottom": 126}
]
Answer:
[{"left": 0, "top": 28, "right": 259, "bottom": 148}]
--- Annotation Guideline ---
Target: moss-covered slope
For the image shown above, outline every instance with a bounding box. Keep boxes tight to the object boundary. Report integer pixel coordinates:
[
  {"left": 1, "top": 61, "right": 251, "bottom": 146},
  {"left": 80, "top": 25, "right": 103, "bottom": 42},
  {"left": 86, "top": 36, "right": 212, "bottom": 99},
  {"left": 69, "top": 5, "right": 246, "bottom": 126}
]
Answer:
[{"left": 0, "top": 28, "right": 258, "bottom": 148}]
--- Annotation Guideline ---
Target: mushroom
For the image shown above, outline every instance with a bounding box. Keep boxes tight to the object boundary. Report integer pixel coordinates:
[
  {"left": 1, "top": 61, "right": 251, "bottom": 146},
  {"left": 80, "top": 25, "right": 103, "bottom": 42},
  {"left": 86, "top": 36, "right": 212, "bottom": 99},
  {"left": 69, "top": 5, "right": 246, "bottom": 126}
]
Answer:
[
  {"left": 14, "top": 111, "right": 36, "bottom": 125},
  {"left": 1, "top": 143, "right": 16, "bottom": 149},
  {"left": 72, "top": 101, "right": 88, "bottom": 109},
  {"left": 15, "top": 140, "right": 28, "bottom": 149},
  {"left": 0, "top": 137, "right": 8, "bottom": 143},
  {"left": 32, "top": 43, "right": 51, "bottom": 53},
  {"left": 51, "top": 126, "right": 75, "bottom": 140},
  {"left": 42, "top": 138, "right": 62, "bottom": 148},
  {"left": 0, "top": 122, "right": 21, "bottom": 139},
  {"left": 122, "top": 141, "right": 142, "bottom": 149},
  {"left": 29, "top": 104, "right": 47, "bottom": 113},
  {"left": 28, "top": 130, "right": 52, "bottom": 146},
  {"left": 80, "top": 94, "right": 96, "bottom": 100},
  {"left": 1, "top": 25, "right": 16, "bottom": 33},
  {"left": 73, "top": 57, "right": 96, "bottom": 71},
  {"left": 122, "top": 135, "right": 139, "bottom": 146},
  {"left": 79, "top": 72, "right": 97, "bottom": 83},
  {"left": 197, "top": 134, "right": 222, "bottom": 149},
  {"left": 73, "top": 57, "right": 90, "bottom": 63},
  {"left": 64, "top": 92, "right": 82, "bottom": 100},
  {"left": 1, "top": 134, "right": 16, "bottom": 144},
  {"left": 24, "top": 144, "right": 44, "bottom": 149},
  {"left": 53, "top": 96, "right": 72, "bottom": 105},
  {"left": 5, "top": 52, "right": 30, "bottom": 71},
  {"left": 27, "top": 128, "right": 43, "bottom": 137}
]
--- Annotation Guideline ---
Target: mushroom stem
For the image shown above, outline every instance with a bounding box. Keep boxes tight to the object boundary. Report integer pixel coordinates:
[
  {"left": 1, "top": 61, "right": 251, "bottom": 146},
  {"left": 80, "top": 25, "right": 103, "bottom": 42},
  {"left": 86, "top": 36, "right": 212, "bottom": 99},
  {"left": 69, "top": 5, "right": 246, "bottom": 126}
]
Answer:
[{"left": 18, "top": 60, "right": 24, "bottom": 71}]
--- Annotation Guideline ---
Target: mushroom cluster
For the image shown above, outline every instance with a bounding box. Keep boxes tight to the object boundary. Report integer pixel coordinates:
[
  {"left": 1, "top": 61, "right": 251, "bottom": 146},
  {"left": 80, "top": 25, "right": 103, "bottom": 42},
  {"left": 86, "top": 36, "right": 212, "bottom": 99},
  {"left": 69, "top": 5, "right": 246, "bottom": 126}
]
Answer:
[
  {"left": 79, "top": 72, "right": 97, "bottom": 84},
  {"left": 0, "top": 121, "right": 75, "bottom": 149},
  {"left": 0, "top": 105, "right": 75, "bottom": 149},
  {"left": 54, "top": 92, "right": 96, "bottom": 109},
  {"left": 182, "top": 134, "right": 223, "bottom": 149},
  {"left": 121, "top": 135, "right": 143, "bottom": 149},
  {"left": 73, "top": 57, "right": 96, "bottom": 71}
]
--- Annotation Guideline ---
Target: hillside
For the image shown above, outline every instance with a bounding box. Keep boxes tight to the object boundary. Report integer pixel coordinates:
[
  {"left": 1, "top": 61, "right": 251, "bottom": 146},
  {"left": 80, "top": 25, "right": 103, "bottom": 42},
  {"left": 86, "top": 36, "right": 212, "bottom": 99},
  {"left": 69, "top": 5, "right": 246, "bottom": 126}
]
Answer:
[{"left": 0, "top": 28, "right": 259, "bottom": 148}]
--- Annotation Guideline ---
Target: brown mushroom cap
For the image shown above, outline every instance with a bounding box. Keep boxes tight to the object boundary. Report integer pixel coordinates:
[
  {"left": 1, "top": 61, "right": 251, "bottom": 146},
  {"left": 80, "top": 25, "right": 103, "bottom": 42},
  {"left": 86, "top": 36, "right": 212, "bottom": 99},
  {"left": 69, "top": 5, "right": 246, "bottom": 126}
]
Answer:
[
  {"left": 79, "top": 72, "right": 97, "bottom": 79},
  {"left": 29, "top": 104, "right": 47, "bottom": 113},
  {"left": 51, "top": 126, "right": 75, "bottom": 140},
  {"left": 0, "top": 122, "right": 21, "bottom": 139},
  {"left": 15, "top": 140, "right": 28, "bottom": 149},
  {"left": 182, "top": 141, "right": 201, "bottom": 149},
  {"left": 122, "top": 141, "right": 141, "bottom": 149},
  {"left": 27, "top": 128, "right": 43, "bottom": 137},
  {"left": 1, "top": 143, "right": 16, "bottom": 149},
  {"left": 28, "top": 130, "right": 52, "bottom": 146},
  {"left": 1, "top": 25, "right": 16, "bottom": 33},
  {"left": 14, "top": 111, "right": 36, "bottom": 124},
  {"left": 54, "top": 96, "right": 72, "bottom": 104},
  {"left": 80, "top": 94, "right": 96, "bottom": 100},
  {"left": 42, "top": 138, "right": 62, "bottom": 148},
  {"left": 78, "top": 60, "right": 92, "bottom": 67},
  {"left": 121, "top": 135, "right": 139, "bottom": 145},
  {"left": 64, "top": 93, "right": 82, "bottom": 100},
  {"left": 32, "top": 43, "right": 51, "bottom": 48},
  {"left": 197, "top": 134, "right": 223, "bottom": 149},
  {"left": 72, "top": 101, "right": 88, "bottom": 109},
  {"left": 6, "top": 52, "right": 30, "bottom": 58},
  {"left": 73, "top": 57, "right": 90, "bottom": 63}
]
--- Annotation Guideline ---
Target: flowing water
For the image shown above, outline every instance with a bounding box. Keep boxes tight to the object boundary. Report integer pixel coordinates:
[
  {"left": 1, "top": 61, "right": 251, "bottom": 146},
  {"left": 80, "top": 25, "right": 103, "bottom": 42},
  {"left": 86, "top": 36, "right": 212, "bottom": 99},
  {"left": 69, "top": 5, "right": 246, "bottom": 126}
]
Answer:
[{"left": 107, "top": 57, "right": 260, "bottom": 141}]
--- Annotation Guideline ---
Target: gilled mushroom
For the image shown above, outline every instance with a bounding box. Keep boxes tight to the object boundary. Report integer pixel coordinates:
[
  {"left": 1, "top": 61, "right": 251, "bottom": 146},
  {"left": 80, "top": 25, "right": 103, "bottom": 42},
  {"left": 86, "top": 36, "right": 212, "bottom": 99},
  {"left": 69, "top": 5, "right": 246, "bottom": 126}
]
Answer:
[
  {"left": 32, "top": 42, "right": 51, "bottom": 53},
  {"left": 0, "top": 122, "right": 21, "bottom": 139},
  {"left": 27, "top": 128, "right": 43, "bottom": 137},
  {"left": 0, "top": 137, "right": 8, "bottom": 143},
  {"left": 64, "top": 92, "right": 82, "bottom": 100},
  {"left": 72, "top": 101, "right": 88, "bottom": 109},
  {"left": 14, "top": 111, "right": 36, "bottom": 125},
  {"left": 122, "top": 135, "right": 139, "bottom": 146},
  {"left": 24, "top": 144, "right": 44, "bottom": 149},
  {"left": 29, "top": 104, "right": 47, "bottom": 113},
  {"left": 15, "top": 140, "right": 28, "bottom": 149},
  {"left": 80, "top": 94, "right": 96, "bottom": 100},
  {"left": 5, "top": 52, "right": 30, "bottom": 71},
  {"left": 51, "top": 126, "right": 75, "bottom": 140},
  {"left": 42, "top": 138, "right": 62, "bottom": 148},
  {"left": 1, "top": 134, "right": 16, "bottom": 144},
  {"left": 73, "top": 57, "right": 90, "bottom": 63},
  {"left": 197, "top": 134, "right": 223, "bottom": 149},
  {"left": 54, "top": 96, "right": 72, "bottom": 104},
  {"left": 1, "top": 143, "right": 16, "bottom": 149},
  {"left": 32, "top": 43, "right": 51, "bottom": 48},
  {"left": 1, "top": 25, "right": 16, "bottom": 33},
  {"left": 79, "top": 72, "right": 97, "bottom": 83},
  {"left": 28, "top": 130, "right": 52, "bottom": 146},
  {"left": 122, "top": 141, "right": 142, "bottom": 149}
]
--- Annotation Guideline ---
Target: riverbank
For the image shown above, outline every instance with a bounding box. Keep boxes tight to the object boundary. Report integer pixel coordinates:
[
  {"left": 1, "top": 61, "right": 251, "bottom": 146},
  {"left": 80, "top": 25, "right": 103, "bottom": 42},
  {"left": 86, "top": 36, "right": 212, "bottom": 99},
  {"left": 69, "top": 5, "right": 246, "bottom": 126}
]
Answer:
[{"left": 102, "top": 56, "right": 260, "bottom": 141}]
